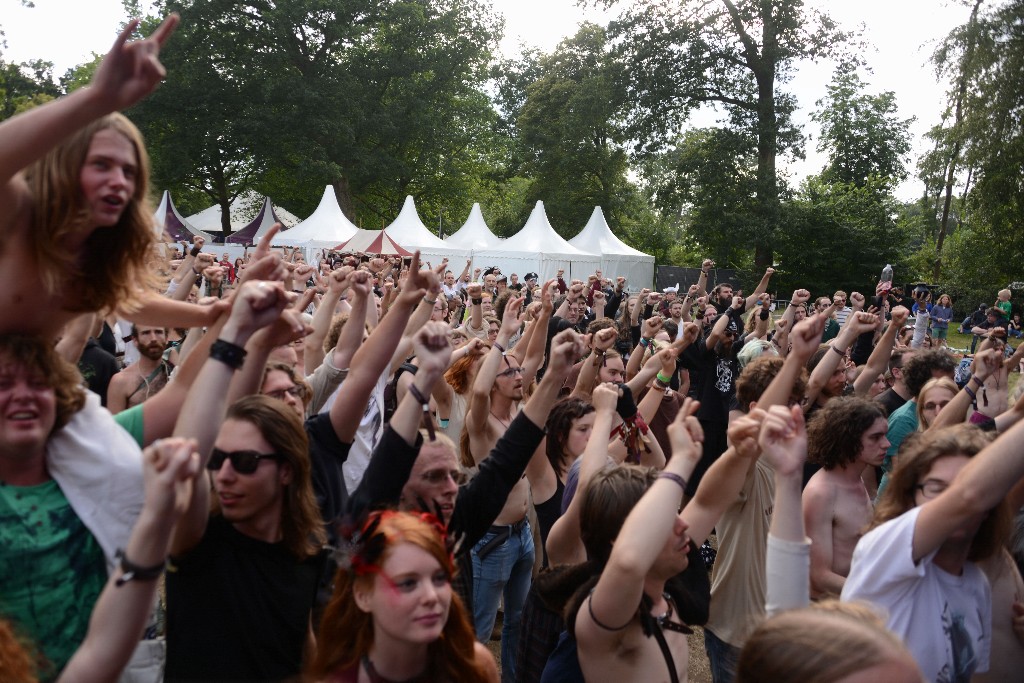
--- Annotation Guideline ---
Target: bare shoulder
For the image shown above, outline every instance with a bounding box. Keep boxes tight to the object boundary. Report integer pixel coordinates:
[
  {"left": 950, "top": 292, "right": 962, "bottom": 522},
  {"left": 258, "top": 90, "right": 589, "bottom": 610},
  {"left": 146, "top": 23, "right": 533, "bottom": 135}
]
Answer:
[
  {"left": 0, "top": 175, "right": 33, "bottom": 244},
  {"left": 802, "top": 473, "right": 837, "bottom": 510},
  {"left": 473, "top": 642, "right": 499, "bottom": 683}
]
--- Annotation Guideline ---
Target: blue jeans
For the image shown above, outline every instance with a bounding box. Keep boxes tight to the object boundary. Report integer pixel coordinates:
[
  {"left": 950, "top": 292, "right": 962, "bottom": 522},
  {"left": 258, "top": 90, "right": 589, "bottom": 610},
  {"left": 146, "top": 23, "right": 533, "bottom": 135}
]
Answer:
[
  {"left": 704, "top": 627, "right": 740, "bottom": 683},
  {"left": 471, "top": 519, "right": 535, "bottom": 683}
]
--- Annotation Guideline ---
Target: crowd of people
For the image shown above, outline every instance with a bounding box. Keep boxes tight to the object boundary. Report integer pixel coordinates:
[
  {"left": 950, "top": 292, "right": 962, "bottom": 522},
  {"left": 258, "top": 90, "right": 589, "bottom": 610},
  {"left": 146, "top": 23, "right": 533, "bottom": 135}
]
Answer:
[{"left": 2, "top": 13, "right": 1024, "bottom": 683}]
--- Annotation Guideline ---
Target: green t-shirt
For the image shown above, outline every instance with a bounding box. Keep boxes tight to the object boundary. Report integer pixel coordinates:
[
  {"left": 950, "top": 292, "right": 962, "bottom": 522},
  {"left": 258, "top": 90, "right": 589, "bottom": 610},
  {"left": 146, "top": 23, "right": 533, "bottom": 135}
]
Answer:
[
  {"left": 113, "top": 402, "right": 145, "bottom": 446},
  {"left": 996, "top": 300, "right": 1012, "bottom": 321},
  {"left": 0, "top": 479, "right": 107, "bottom": 680}
]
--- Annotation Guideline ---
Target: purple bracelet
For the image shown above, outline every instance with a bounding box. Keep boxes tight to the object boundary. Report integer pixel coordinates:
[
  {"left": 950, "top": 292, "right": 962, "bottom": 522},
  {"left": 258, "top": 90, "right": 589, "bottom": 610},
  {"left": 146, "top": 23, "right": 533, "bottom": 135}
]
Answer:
[{"left": 658, "top": 472, "right": 687, "bottom": 492}]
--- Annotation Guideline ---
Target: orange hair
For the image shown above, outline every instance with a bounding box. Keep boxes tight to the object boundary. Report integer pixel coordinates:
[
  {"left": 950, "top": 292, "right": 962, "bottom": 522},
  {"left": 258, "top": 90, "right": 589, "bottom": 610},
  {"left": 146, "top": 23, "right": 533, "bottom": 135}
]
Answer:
[{"left": 309, "top": 511, "right": 488, "bottom": 682}]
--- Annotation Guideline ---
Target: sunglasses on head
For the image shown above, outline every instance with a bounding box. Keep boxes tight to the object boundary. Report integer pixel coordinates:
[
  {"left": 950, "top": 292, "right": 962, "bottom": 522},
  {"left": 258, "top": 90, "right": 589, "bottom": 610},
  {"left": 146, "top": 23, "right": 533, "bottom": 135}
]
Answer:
[{"left": 207, "top": 448, "right": 283, "bottom": 474}]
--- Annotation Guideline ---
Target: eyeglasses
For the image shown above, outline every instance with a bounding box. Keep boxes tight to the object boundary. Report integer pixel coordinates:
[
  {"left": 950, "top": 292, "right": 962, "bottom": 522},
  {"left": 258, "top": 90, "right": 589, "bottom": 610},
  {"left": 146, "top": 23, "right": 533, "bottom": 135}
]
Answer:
[
  {"left": 265, "top": 385, "right": 303, "bottom": 401},
  {"left": 207, "top": 448, "right": 283, "bottom": 474},
  {"left": 497, "top": 366, "right": 523, "bottom": 379},
  {"left": 915, "top": 480, "right": 948, "bottom": 499}
]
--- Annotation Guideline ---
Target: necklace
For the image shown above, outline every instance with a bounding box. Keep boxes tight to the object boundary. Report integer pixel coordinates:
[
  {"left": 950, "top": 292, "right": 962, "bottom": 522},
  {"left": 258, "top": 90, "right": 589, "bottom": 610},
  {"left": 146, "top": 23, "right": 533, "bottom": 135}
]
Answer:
[
  {"left": 362, "top": 654, "right": 430, "bottom": 683},
  {"left": 489, "top": 410, "right": 511, "bottom": 430}
]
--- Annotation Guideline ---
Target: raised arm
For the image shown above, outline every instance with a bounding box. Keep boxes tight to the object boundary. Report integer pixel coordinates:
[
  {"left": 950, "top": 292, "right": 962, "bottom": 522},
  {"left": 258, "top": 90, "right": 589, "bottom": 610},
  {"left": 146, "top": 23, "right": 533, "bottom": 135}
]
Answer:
[
  {"left": 930, "top": 348, "right": 1000, "bottom": 431},
  {"left": 59, "top": 438, "right": 200, "bottom": 683},
  {"left": 580, "top": 400, "right": 704, "bottom": 643},
  {"left": 759, "top": 405, "right": 811, "bottom": 617},
  {"left": 303, "top": 267, "right": 350, "bottom": 374},
  {"left": 758, "top": 314, "right": 824, "bottom": 410},
  {"left": 466, "top": 296, "right": 525, "bottom": 439},
  {"left": 518, "top": 280, "right": 555, "bottom": 386},
  {"left": 171, "top": 281, "right": 298, "bottom": 556},
  {"left": 571, "top": 328, "right": 617, "bottom": 399},
  {"left": 0, "top": 16, "right": 178, "bottom": 191},
  {"left": 546, "top": 383, "right": 618, "bottom": 566},
  {"left": 911, "top": 415, "right": 1024, "bottom": 563},
  {"left": 744, "top": 266, "right": 775, "bottom": 310},
  {"left": 804, "top": 312, "right": 879, "bottom": 408},
  {"left": 853, "top": 306, "right": 907, "bottom": 397}
]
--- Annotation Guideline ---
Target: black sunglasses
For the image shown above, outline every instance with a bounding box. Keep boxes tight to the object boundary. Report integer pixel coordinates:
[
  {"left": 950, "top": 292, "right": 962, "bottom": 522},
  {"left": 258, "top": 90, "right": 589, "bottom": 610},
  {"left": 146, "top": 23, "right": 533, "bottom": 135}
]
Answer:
[{"left": 207, "top": 448, "right": 283, "bottom": 475}]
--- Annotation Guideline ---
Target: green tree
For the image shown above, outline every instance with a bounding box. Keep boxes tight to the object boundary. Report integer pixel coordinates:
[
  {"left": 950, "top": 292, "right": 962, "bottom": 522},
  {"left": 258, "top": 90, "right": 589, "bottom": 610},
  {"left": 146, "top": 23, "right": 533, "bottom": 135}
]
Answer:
[
  {"left": 598, "top": 0, "right": 853, "bottom": 268},
  {"left": 812, "top": 63, "right": 914, "bottom": 190}
]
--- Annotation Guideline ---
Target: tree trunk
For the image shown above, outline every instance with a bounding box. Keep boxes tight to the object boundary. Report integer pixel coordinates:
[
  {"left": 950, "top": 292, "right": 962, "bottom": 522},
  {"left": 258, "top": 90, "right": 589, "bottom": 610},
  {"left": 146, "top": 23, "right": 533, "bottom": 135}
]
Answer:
[{"left": 333, "top": 177, "right": 358, "bottom": 225}]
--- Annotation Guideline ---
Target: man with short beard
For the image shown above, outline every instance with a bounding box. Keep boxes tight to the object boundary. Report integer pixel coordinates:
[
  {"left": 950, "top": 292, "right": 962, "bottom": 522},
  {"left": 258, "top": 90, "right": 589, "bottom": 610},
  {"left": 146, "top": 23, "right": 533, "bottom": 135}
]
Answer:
[{"left": 106, "top": 324, "right": 169, "bottom": 413}]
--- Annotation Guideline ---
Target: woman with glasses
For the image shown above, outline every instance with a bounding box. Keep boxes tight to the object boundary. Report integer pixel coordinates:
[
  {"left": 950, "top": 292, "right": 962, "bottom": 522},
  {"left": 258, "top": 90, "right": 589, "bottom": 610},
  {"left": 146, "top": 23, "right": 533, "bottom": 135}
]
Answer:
[
  {"left": 309, "top": 511, "right": 497, "bottom": 682},
  {"left": 842, "top": 422, "right": 1024, "bottom": 681}
]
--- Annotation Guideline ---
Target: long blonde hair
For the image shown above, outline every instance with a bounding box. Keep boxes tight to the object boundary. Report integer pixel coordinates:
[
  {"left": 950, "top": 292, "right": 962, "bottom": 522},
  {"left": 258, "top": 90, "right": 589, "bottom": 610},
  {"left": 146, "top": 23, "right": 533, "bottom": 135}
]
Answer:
[{"left": 22, "top": 113, "right": 158, "bottom": 313}]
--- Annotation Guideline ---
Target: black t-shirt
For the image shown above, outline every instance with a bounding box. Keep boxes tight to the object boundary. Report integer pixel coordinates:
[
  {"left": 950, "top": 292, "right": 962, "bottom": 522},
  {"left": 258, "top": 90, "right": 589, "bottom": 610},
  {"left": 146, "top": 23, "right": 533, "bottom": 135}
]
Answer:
[
  {"left": 165, "top": 516, "right": 326, "bottom": 682},
  {"left": 305, "top": 412, "right": 352, "bottom": 546},
  {"left": 78, "top": 338, "right": 120, "bottom": 406},
  {"left": 692, "top": 333, "right": 744, "bottom": 424},
  {"left": 875, "top": 388, "right": 908, "bottom": 417}
]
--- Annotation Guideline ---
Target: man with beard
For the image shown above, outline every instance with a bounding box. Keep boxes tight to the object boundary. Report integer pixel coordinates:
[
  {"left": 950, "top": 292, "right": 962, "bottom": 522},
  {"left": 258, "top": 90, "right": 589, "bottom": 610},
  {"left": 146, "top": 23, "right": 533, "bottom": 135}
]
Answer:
[
  {"left": 106, "top": 325, "right": 169, "bottom": 413},
  {"left": 802, "top": 397, "right": 889, "bottom": 599}
]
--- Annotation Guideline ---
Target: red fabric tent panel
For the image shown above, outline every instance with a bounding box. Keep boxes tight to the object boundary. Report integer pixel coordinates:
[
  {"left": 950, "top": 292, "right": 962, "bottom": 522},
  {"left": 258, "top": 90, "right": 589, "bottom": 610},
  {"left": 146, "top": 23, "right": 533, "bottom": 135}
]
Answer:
[{"left": 333, "top": 229, "right": 413, "bottom": 256}]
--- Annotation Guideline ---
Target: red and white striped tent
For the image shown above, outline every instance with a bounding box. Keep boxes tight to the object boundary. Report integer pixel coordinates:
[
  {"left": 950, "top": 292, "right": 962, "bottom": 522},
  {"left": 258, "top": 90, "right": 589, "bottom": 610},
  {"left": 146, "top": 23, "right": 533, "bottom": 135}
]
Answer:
[{"left": 333, "top": 228, "right": 413, "bottom": 256}]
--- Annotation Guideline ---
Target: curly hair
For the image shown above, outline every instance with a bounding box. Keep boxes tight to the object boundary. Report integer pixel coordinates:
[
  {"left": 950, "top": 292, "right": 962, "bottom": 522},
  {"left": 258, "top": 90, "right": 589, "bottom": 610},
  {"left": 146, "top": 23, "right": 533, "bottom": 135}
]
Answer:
[
  {"left": 735, "top": 356, "right": 807, "bottom": 413},
  {"left": 221, "top": 396, "right": 325, "bottom": 559},
  {"left": 545, "top": 398, "right": 595, "bottom": 479},
  {"left": 22, "top": 113, "right": 158, "bottom": 314},
  {"left": 806, "top": 397, "right": 887, "bottom": 470},
  {"left": 902, "top": 349, "right": 957, "bottom": 397},
  {"left": 309, "top": 511, "right": 489, "bottom": 682},
  {"left": 872, "top": 424, "right": 1009, "bottom": 562},
  {"left": 0, "top": 335, "right": 85, "bottom": 432}
]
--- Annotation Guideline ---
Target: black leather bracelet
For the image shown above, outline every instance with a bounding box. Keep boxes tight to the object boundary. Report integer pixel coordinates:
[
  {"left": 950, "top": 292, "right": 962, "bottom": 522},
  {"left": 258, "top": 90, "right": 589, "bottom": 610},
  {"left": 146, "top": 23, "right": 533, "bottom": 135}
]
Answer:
[
  {"left": 472, "top": 298, "right": 483, "bottom": 306},
  {"left": 190, "top": 245, "right": 202, "bottom": 257},
  {"left": 115, "top": 549, "right": 166, "bottom": 587},
  {"left": 210, "top": 339, "right": 247, "bottom": 370}
]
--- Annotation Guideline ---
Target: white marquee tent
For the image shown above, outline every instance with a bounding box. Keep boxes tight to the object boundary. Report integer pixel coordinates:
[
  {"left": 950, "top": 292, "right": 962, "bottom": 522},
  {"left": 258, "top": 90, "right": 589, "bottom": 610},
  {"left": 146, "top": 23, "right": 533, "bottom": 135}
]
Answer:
[
  {"left": 472, "top": 201, "right": 599, "bottom": 282},
  {"left": 385, "top": 195, "right": 468, "bottom": 264},
  {"left": 186, "top": 191, "right": 300, "bottom": 234},
  {"left": 569, "top": 207, "right": 655, "bottom": 288},
  {"left": 444, "top": 203, "right": 503, "bottom": 251},
  {"left": 271, "top": 186, "right": 359, "bottom": 248}
]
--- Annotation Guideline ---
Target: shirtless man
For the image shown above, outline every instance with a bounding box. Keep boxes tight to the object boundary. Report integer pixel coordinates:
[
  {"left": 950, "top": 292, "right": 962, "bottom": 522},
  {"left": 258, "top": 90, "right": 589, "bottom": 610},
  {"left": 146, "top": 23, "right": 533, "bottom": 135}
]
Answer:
[
  {"left": 802, "top": 397, "right": 889, "bottom": 598},
  {"left": 0, "top": 15, "right": 222, "bottom": 340},
  {"left": 464, "top": 295, "right": 529, "bottom": 682},
  {"left": 106, "top": 325, "right": 169, "bottom": 413}
]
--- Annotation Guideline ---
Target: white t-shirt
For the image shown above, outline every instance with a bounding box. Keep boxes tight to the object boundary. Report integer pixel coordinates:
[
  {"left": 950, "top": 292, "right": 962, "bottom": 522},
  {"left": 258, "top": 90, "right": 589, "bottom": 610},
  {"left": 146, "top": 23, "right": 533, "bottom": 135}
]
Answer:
[
  {"left": 842, "top": 506, "right": 991, "bottom": 683},
  {"left": 320, "top": 373, "right": 387, "bottom": 494}
]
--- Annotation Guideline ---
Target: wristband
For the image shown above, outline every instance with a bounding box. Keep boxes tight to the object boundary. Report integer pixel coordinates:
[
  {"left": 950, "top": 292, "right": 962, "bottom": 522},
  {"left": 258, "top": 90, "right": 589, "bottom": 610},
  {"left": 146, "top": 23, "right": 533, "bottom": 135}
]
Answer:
[
  {"left": 964, "top": 385, "right": 977, "bottom": 402},
  {"left": 639, "top": 338, "right": 651, "bottom": 348},
  {"left": 472, "top": 298, "right": 483, "bottom": 306},
  {"left": 423, "top": 296, "right": 438, "bottom": 305},
  {"left": 190, "top": 245, "right": 202, "bottom": 257},
  {"left": 658, "top": 472, "right": 687, "bottom": 492},
  {"left": 407, "top": 382, "right": 436, "bottom": 442},
  {"left": 209, "top": 339, "right": 247, "bottom": 370},
  {"left": 969, "top": 374, "right": 983, "bottom": 387},
  {"left": 115, "top": 549, "right": 166, "bottom": 587},
  {"left": 656, "top": 371, "right": 673, "bottom": 384},
  {"left": 439, "top": 418, "right": 450, "bottom": 429},
  {"left": 831, "top": 345, "right": 847, "bottom": 358},
  {"left": 493, "top": 341, "right": 506, "bottom": 354}
]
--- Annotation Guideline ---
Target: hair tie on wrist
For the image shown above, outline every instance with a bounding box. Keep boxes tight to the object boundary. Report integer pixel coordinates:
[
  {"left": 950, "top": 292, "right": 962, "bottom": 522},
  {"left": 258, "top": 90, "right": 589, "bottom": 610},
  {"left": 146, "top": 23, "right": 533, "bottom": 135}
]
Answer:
[{"left": 658, "top": 472, "right": 687, "bottom": 492}]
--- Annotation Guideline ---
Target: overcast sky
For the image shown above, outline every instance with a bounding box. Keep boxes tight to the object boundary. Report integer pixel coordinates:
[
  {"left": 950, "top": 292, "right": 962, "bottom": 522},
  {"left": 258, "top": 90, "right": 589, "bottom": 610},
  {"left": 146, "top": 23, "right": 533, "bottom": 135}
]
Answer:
[{"left": 0, "top": 0, "right": 974, "bottom": 200}]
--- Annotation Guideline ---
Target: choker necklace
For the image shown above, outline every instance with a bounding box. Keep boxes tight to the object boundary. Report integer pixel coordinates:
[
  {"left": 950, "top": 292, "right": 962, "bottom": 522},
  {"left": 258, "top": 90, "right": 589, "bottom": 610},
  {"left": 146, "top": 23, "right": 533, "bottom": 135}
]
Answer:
[{"left": 362, "top": 655, "right": 430, "bottom": 683}]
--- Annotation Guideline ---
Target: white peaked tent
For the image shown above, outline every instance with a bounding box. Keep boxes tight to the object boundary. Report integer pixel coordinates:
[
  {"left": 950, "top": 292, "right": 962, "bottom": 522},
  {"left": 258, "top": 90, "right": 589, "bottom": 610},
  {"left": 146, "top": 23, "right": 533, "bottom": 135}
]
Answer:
[
  {"left": 473, "top": 201, "right": 600, "bottom": 282},
  {"left": 186, "top": 191, "right": 300, "bottom": 234},
  {"left": 444, "top": 203, "right": 503, "bottom": 251},
  {"left": 569, "top": 207, "right": 655, "bottom": 288},
  {"left": 153, "top": 190, "right": 215, "bottom": 243},
  {"left": 385, "top": 196, "right": 468, "bottom": 264},
  {"left": 272, "top": 186, "right": 359, "bottom": 248}
]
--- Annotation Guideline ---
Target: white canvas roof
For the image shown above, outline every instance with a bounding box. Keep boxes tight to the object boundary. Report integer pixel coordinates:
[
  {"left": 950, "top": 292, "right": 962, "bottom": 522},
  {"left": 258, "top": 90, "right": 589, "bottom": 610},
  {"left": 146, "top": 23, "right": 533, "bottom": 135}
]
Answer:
[
  {"left": 385, "top": 195, "right": 468, "bottom": 263},
  {"left": 444, "top": 203, "right": 503, "bottom": 250},
  {"left": 569, "top": 207, "right": 655, "bottom": 288},
  {"left": 271, "top": 186, "right": 359, "bottom": 248},
  {"left": 153, "top": 190, "right": 215, "bottom": 243},
  {"left": 186, "top": 191, "right": 299, "bottom": 233},
  {"left": 473, "top": 201, "right": 599, "bottom": 282}
]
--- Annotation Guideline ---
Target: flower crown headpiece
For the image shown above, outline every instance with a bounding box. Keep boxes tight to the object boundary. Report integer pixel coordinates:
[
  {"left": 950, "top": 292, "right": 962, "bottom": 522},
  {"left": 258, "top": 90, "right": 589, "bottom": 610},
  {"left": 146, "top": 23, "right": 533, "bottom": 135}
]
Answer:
[{"left": 334, "top": 506, "right": 462, "bottom": 577}]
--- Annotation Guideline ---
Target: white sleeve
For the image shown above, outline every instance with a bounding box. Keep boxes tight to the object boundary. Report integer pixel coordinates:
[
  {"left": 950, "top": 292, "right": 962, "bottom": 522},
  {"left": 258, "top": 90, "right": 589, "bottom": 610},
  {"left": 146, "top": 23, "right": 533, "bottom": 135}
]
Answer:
[
  {"left": 765, "top": 534, "right": 811, "bottom": 617},
  {"left": 841, "top": 507, "right": 930, "bottom": 604}
]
